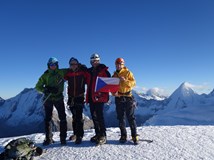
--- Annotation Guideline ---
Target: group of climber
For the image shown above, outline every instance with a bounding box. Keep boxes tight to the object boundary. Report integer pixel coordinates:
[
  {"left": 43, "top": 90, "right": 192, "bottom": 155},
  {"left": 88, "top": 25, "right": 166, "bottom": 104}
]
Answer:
[
  {"left": 0, "top": 53, "right": 139, "bottom": 160},
  {"left": 35, "top": 53, "right": 139, "bottom": 146},
  {"left": 36, "top": 53, "right": 138, "bottom": 145}
]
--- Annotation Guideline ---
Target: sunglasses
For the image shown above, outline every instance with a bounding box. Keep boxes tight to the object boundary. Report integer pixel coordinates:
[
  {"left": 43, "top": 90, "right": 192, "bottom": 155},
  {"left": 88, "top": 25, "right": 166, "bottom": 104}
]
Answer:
[
  {"left": 70, "top": 63, "right": 78, "bottom": 66},
  {"left": 91, "top": 60, "right": 99, "bottom": 63},
  {"left": 49, "top": 63, "right": 57, "bottom": 66}
]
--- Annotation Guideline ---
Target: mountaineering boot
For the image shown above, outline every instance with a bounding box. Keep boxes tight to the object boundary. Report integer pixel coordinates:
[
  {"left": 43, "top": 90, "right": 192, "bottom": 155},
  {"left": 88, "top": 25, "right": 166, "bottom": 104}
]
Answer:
[
  {"left": 132, "top": 135, "right": 139, "bottom": 145},
  {"left": 96, "top": 136, "right": 106, "bottom": 145},
  {"left": 43, "top": 138, "right": 54, "bottom": 146},
  {"left": 69, "top": 135, "right": 77, "bottom": 141},
  {"left": 90, "top": 135, "right": 99, "bottom": 143},
  {"left": 119, "top": 135, "right": 127, "bottom": 143},
  {"left": 44, "top": 121, "right": 53, "bottom": 145},
  {"left": 75, "top": 137, "right": 82, "bottom": 144}
]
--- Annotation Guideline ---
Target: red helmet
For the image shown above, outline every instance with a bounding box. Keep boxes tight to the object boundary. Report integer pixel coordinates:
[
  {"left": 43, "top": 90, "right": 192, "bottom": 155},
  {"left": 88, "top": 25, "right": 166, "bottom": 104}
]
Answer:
[{"left": 115, "top": 58, "right": 125, "bottom": 65}]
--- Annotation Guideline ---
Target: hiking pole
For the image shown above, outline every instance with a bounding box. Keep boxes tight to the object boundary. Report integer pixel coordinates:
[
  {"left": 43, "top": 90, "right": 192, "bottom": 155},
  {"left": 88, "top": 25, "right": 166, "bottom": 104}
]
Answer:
[{"left": 43, "top": 93, "right": 51, "bottom": 105}]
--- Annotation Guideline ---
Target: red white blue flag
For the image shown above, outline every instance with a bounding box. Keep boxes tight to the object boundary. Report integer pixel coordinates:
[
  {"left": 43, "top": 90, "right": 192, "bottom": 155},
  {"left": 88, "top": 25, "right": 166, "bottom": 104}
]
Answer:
[{"left": 95, "top": 77, "right": 120, "bottom": 92}]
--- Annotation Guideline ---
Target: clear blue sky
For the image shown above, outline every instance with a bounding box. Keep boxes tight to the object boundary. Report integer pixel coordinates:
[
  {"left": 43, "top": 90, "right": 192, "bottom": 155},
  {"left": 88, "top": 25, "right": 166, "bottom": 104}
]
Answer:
[{"left": 0, "top": 0, "right": 214, "bottom": 99}]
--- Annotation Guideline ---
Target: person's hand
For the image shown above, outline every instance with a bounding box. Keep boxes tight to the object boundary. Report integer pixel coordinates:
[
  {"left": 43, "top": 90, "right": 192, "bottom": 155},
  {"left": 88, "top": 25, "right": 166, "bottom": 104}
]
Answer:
[
  {"left": 48, "top": 87, "right": 58, "bottom": 94},
  {"left": 43, "top": 87, "right": 50, "bottom": 95},
  {"left": 111, "top": 92, "right": 118, "bottom": 96},
  {"left": 44, "top": 86, "right": 58, "bottom": 94},
  {"left": 119, "top": 76, "right": 126, "bottom": 82}
]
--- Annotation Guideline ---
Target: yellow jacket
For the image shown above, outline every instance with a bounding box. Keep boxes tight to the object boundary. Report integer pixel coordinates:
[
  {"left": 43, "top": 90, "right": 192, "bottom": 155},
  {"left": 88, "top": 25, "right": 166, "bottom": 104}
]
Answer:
[{"left": 112, "top": 67, "right": 136, "bottom": 97}]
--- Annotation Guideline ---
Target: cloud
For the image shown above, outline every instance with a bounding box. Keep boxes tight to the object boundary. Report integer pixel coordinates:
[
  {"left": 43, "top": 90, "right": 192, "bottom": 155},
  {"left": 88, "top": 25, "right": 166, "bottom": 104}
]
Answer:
[
  {"left": 146, "top": 87, "right": 167, "bottom": 96},
  {"left": 185, "top": 82, "right": 212, "bottom": 94},
  {"left": 135, "top": 86, "right": 168, "bottom": 96}
]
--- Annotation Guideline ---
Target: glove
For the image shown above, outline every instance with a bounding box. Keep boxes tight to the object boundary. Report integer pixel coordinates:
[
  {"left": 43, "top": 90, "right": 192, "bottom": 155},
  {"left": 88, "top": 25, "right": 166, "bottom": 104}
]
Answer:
[
  {"left": 44, "top": 86, "right": 58, "bottom": 94},
  {"left": 48, "top": 87, "right": 58, "bottom": 94},
  {"left": 43, "top": 87, "right": 50, "bottom": 95}
]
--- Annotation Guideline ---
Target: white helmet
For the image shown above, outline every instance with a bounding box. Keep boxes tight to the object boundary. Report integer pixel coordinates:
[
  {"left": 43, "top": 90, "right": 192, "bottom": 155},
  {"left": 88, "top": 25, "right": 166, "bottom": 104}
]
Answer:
[{"left": 90, "top": 53, "right": 100, "bottom": 62}]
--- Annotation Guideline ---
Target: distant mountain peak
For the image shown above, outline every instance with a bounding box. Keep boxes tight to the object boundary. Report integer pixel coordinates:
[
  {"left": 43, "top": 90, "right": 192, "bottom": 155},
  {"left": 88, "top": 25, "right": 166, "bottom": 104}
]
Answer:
[
  {"left": 167, "top": 82, "right": 198, "bottom": 109},
  {"left": 179, "top": 82, "right": 193, "bottom": 89},
  {"left": 147, "top": 88, "right": 163, "bottom": 97},
  {"left": 209, "top": 89, "right": 214, "bottom": 96},
  {"left": 0, "top": 97, "right": 5, "bottom": 106},
  {"left": 20, "top": 88, "right": 35, "bottom": 95},
  {"left": 133, "top": 90, "right": 166, "bottom": 101},
  {"left": 173, "top": 82, "right": 196, "bottom": 97}
]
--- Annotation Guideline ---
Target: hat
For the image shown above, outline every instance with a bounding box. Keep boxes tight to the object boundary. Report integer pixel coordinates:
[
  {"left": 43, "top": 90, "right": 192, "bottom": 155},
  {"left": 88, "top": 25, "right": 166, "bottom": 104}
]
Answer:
[
  {"left": 48, "top": 57, "right": 58, "bottom": 65},
  {"left": 90, "top": 53, "right": 100, "bottom": 61},
  {"left": 47, "top": 57, "right": 59, "bottom": 68},
  {"left": 115, "top": 58, "right": 125, "bottom": 65},
  {"left": 69, "top": 57, "right": 79, "bottom": 64}
]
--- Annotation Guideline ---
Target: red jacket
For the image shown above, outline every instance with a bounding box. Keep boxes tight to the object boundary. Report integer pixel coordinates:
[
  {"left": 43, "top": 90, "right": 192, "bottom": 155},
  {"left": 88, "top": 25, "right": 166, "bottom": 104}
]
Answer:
[
  {"left": 86, "top": 64, "right": 111, "bottom": 103},
  {"left": 64, "top": 64, "right": 89, "bottom": 98}
]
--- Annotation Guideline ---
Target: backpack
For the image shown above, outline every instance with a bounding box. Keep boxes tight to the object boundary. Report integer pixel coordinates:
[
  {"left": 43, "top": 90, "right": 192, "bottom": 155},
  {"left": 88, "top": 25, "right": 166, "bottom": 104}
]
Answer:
[{"left": 1, "top": 137, "right": 42, "bottom": 160}]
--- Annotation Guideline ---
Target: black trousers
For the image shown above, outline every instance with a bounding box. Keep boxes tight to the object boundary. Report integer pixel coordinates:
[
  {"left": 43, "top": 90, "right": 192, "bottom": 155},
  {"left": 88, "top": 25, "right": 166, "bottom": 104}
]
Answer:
[
  {"left": 115, "top": 96, "right": 137, "bottom": 137},
  {"left": 89, "top": 102, "right": 106, "bottom": 137},
  {"left": 69, "top": 97, "right": 84, "bottom": 137},
  {"left": 44, "top": 98, "right": 67, "bottom": 140}
]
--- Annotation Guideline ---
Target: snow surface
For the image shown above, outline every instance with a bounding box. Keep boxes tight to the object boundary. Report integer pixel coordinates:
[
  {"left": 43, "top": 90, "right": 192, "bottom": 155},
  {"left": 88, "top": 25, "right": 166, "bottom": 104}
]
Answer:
[{"left": 1, "top": 126, "right": 214, "bottom": 160}]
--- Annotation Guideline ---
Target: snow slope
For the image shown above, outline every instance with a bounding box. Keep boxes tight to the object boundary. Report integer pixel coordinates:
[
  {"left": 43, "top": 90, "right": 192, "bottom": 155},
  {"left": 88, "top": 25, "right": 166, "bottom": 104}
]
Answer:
[
  {"left": 0, "top": 126, "right": 213, "bottom": 160},
  {"left": 146, "top": 83, "right": 214, "bottom": 125}
]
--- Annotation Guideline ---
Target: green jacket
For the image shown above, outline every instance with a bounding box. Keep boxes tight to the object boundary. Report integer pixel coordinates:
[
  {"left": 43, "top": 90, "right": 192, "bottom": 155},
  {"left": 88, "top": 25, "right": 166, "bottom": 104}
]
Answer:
[{"left": 35, "top": 68, "right": 68, "bottom": 101}]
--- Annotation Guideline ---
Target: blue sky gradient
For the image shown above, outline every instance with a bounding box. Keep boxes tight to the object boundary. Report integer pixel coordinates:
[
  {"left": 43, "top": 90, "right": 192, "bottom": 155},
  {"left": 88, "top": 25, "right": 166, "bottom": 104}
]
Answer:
[{"left": 0, "top": 0, "right": 214, "bottom": 99}]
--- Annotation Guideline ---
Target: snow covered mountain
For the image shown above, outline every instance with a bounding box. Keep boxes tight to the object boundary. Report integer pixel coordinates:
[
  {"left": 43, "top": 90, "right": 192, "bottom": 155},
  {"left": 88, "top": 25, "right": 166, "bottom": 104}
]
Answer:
[
  {"left": 138, "top": 88, "right": 167, "bottom": 101},
  {"left": 0, "top": 89, "right": 44, "bottom": 138},
  {"left": 0, "top": 97, "right": 5, "bottom": 106},
  {"left": 0, "top": 88, "right": 93, "bottom": 138},
  {"left": 166, "top": 82, "right": 199, "bottom": 109},
  {"left": 208, "top": 89, "right": 214, "bottom": 97},
  {"left": 1, "top": 82, "right": 214, "bottom": 138},
  {"left": 145, "top": 82, "right": 214, "bottom": 125}
]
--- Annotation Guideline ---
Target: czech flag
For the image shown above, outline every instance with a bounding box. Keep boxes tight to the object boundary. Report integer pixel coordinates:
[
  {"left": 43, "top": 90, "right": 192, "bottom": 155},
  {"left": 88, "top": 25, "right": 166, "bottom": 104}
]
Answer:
[{"left": 95, "top": 77, "right": 120, "bottom": 92}]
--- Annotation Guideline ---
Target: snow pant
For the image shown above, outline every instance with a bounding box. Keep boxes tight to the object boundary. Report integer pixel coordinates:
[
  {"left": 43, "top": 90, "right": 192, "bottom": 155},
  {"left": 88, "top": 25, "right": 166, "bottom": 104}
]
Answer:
[
  {"left": 68, "top": 96, "right": 84, "bottom": 137},
  {"left": 115, "top": 96, "right": 137, "bottom": 137},
  {"left": 44, "top": 98, "right": 67, "bottom": 141},
  {"left": 89, "top": 102, "right": 106, "bottom": 137}
]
